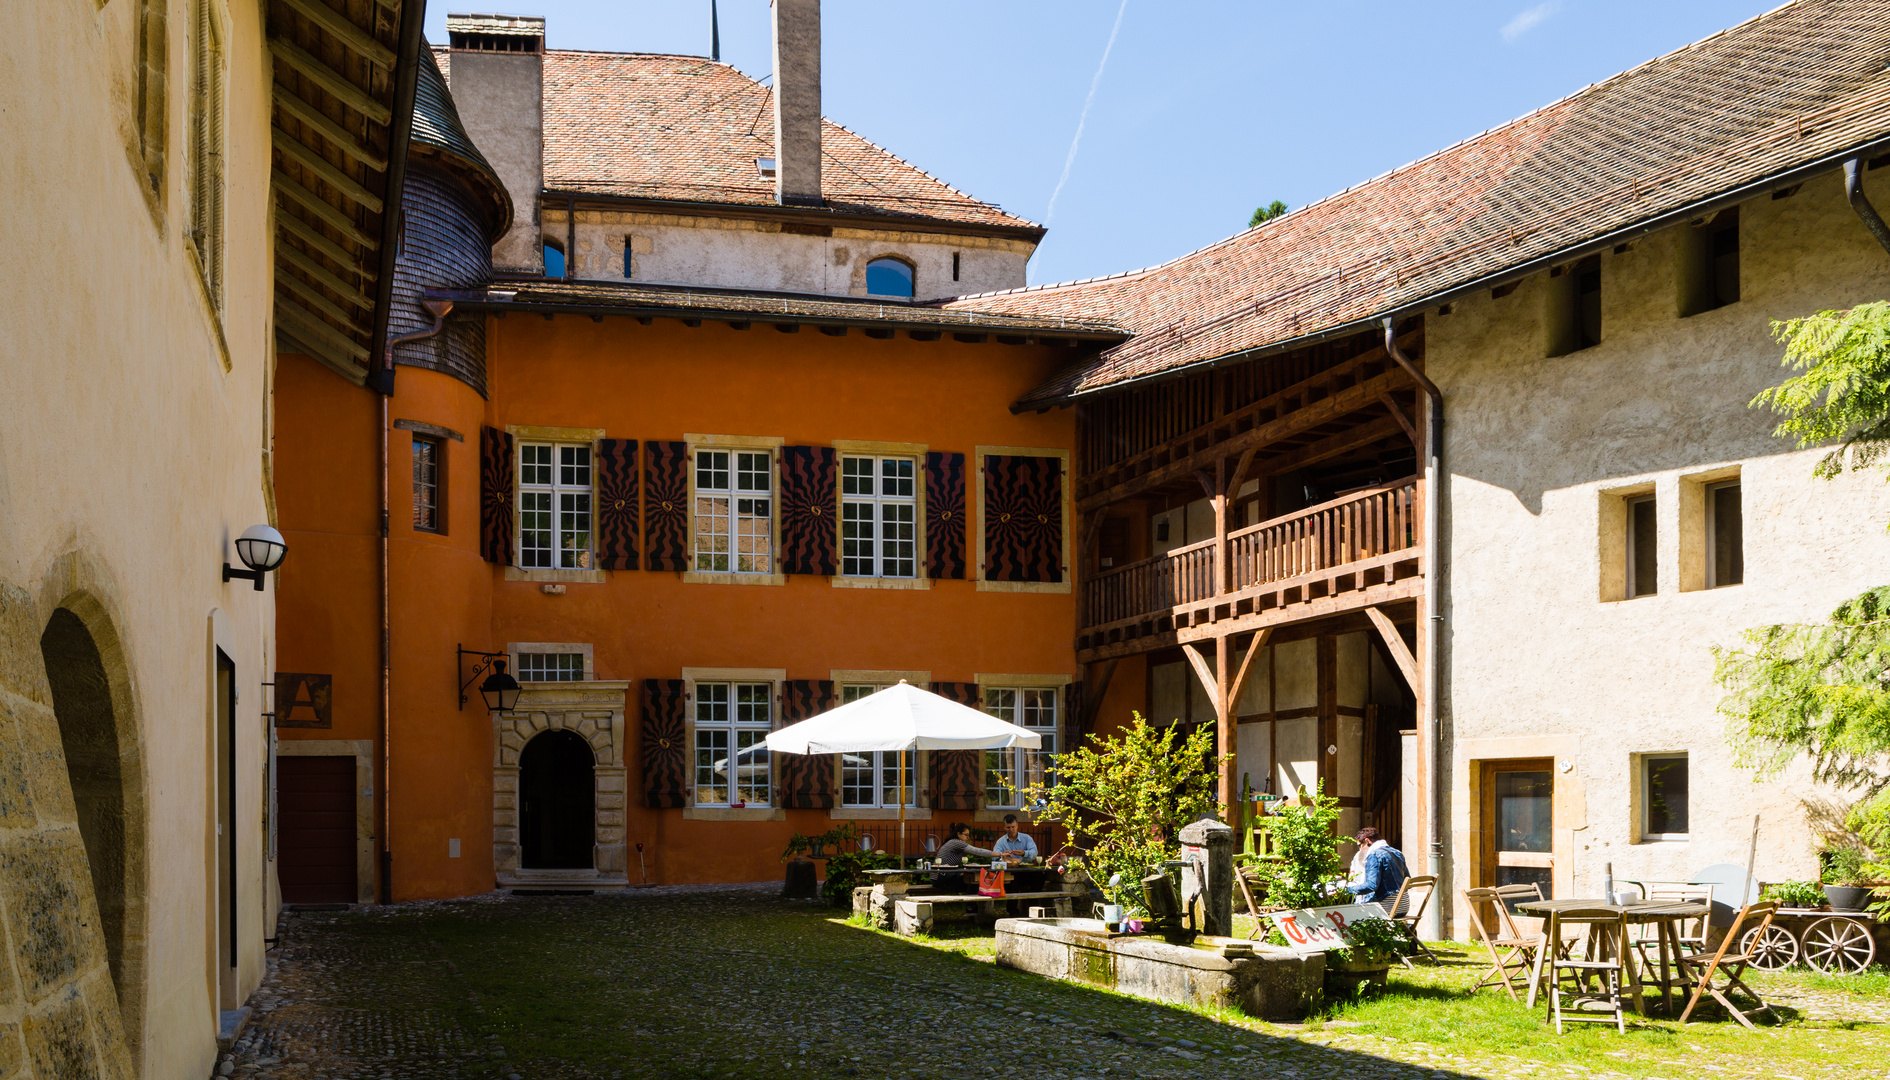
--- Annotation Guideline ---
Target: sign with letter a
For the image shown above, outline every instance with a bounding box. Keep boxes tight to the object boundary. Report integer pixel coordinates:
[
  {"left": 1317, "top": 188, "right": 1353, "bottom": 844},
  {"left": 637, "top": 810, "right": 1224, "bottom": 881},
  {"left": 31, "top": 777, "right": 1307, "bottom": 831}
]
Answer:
[{"left": 273, "top": 673, "right": 333, "bottom": 729}]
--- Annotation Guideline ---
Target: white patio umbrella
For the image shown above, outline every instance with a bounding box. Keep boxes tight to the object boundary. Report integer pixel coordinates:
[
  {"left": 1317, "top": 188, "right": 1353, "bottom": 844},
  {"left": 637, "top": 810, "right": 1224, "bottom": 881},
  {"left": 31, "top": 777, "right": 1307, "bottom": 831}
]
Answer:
[{"left": 764, "top": 681, "right": 1041, "bottom": 865}]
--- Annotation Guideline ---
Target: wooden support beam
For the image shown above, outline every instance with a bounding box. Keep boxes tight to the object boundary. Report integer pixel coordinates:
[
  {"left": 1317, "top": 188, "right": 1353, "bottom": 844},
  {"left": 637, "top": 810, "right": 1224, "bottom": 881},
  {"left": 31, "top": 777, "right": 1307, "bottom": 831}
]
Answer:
[
  {"left": 1225, "top": 445, "right": 1259, "bottom": 498},
  {"left": 274, "top": 297, "right": 370, "bottom": 361},
  {"left": 275, "top": 324, "right": 364, "bottom": 382},
  {"left": 1182, "top": 641, "right": 1218, "bottom": 706},
  {"left": 1079, "top": 659, "right": 1118, "bottom": 737},
  {"left": 1226, "top": 627, "right": 1272, "bottom": 716},
  {"left": 1195, "top": 468, "right": 1219, "bottom": 501},
  {"left": 277, "top": 209, "right": 367, "bottom": 274},
  {"left": 267, "top": 37, "right": 393, "bottom": 124},
  {"left": 277, "top": 270, "right": 368, "bottom": 325},
  {"left": 1078, "top": 366, "right": 1411, "bottom": 511},
  {"left": 1379, "top": 393, "right": 1417, "bottom": 447},
  {"left": 277, "top": 0, "right": 400, "bottom": 68},
  {"left": 274, "top": 87, "right": 389, "bottom": 170},
  {"left": 273, "top": 172, "right": 379, "bottom": 249},
  {"left": 1217, "top": 633, "right": 1235, "bottom": 811},
  {"left": 272, "top": 126, "right": 384, "bottom": 213},
  {"left": 278, "top": 240, "right": 374, "bottom": 308},
  {"left": 1251, "top": 415, "right": 1403, "bottom": 479},
  {"left": 1364, "top": 606, "right": 1419, "bottom": 695}
]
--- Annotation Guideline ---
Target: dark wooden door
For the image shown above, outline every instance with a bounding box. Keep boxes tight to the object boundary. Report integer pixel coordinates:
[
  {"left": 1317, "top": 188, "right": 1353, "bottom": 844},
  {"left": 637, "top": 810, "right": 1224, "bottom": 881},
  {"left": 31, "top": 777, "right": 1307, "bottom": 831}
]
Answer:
[
  {"left": 278, "top": 756, "right": 357, "bottom": 903},
  {"left": 520, "top": 730, "right": 595, "bottom": 869}
]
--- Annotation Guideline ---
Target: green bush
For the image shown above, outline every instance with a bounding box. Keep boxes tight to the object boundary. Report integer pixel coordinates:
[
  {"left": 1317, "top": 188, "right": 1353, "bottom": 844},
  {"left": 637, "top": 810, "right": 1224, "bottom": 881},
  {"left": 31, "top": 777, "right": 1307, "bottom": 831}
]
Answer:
[
  {"left": 1245, "top": 783, "right": 1345, "bottom": 912},
  {"left": 822, "top": 847, "right": 897, "bottom": 906},
  {"left": 1762, "top": 880, "right": 1827, "bottom": 908},
  {"left": 1336, "top": 916, "right": 1407, "bottom": 964}
]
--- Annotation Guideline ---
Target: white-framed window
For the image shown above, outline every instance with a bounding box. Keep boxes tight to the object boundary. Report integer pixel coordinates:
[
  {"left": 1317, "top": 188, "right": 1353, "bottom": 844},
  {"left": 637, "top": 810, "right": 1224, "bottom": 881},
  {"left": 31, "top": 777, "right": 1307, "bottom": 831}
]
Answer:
[
  {"left": 841, "top": 456, "right": 917, "bottom": 579},
  {"left": 518, "top": 442, "right": 593, "bottom": 569},
  {"left": 694, "top": 681, "right": 772, "bottom": 807},
  {"left": 983, "top": 687, "right": 1058, "bottom": 808},
  {"left": 516, "top": 652, "right": 584, "bottom": 681},
  {"left": 838, "top": 684, "right": 915, "bottom": 808},
  {"left": 695, "top": 449, "right": 773, "bottom": 574},
  {"left": 1642, "top": 753, "right": 1689, "bottom": 840}
]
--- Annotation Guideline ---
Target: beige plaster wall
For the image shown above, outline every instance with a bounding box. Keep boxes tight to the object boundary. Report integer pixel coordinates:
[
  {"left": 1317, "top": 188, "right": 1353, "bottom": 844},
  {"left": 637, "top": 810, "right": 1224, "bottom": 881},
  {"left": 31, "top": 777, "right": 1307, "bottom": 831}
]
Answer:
[
  {"left": 2, "top": 2, "right": 279, "bottom": 1076},
  {"left": 1430, "top": 166, "right": 1890, "bottom": 930},
  {"left": 545, "top": 208, "right": 1033, "bottom": 300}
]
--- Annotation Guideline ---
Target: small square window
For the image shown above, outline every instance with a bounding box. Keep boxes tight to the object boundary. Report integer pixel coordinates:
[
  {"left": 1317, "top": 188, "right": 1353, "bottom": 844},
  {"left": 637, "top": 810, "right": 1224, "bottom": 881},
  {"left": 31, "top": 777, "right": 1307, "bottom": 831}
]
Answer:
[
  {"left": 412, "top": 435, "right": 443, "bottom": 533},
  {"left": 516, "top": 652, "right": 585, "bottom": 681},
  {"left": 1642, "top": 754, "right": 1688, "bottom": 839}
]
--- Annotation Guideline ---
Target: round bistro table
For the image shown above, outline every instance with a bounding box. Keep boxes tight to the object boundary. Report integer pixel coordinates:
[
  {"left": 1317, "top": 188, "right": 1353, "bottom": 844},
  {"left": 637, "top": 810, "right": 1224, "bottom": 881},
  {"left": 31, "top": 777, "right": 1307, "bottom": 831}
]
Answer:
[{"left": 1515, "top": 898, "right": 1712, "bottom": 1014}]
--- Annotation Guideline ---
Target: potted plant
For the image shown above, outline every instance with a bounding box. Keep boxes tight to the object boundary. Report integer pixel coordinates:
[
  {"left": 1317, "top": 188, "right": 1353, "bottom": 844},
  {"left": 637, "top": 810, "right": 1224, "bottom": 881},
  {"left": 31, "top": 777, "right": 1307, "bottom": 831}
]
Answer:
[
  {"left": 1327, "top": 916, "right": 1405, "bottom": 997},
  {"left": 1760, "top": 879, "right": 1827, "bottom": 910},
  {"left": 1823, "top": 845, "right": 1875, "bottom": 912}
]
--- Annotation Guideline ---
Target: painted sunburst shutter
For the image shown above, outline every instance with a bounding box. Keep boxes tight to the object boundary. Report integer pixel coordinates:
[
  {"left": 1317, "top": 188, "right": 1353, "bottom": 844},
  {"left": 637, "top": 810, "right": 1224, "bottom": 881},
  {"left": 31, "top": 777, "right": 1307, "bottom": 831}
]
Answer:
[
  {"left": 779, "top": 446, "right": 837, "bottom": 576},
  {"left": 596, "top": 438, "right": 640, "bottom": 571},
  {"left": 644, "top": 441, "right": 689, "bottom": 571},
  {"left": 928, "top": 681, "right": 983, "bottom": 811},
  {"left": 983, "top": 454, "right": 1064, "bottom": 583},
  {"left": 479, "top": 426, "right": 514, "bottom": 565},
  {"left": 924, "top": 451, "right": 966, "bottom": 579},
  {"left": 640, "top": 679, "right": 688, "bottom": 809},
  {"left": 776, "top": 680, "right": 836, "bottom": 809},
  {"left": 1064, "top": 681, "right": 1084, "bottom": 753}
]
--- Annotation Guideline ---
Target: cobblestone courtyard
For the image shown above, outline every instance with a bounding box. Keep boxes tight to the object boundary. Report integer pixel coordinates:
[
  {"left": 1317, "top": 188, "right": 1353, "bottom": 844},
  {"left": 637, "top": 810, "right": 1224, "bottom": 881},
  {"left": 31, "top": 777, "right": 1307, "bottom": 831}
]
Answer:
[{"left": 222, "top": 885, "right": 1890, "bottom": 1080}]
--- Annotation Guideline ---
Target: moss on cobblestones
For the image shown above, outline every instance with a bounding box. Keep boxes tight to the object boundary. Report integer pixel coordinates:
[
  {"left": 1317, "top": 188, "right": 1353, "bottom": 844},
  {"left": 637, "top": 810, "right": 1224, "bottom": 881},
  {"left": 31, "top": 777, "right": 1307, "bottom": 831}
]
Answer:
[{"left": 225, "top": 886, "right": 1888, "bottom": 1080}]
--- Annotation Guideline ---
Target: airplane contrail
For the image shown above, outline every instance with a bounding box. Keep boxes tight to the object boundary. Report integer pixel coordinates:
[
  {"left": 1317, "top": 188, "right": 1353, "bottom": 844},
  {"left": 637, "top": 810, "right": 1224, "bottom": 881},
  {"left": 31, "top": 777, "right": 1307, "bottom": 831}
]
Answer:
[{"left": 1045, "top": 0, "right": 1130, "bottom": 226}]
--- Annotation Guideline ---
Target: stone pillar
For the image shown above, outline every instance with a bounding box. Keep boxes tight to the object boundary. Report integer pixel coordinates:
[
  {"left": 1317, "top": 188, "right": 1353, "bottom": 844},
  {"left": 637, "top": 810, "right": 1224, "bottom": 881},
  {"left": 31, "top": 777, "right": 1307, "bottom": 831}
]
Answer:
[{"left": 1179, "top": 817, "right": 1234, "bottom": 938}]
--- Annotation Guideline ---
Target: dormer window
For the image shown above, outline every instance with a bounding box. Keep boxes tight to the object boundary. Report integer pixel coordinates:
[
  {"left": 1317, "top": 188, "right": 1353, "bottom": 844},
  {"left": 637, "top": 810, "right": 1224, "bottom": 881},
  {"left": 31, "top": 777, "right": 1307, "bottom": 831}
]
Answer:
[
  {"left": 756, "top": 157, "right": 777, "bottom": 179},
  {"left": 543, "top": 241, "right": 565, "bottom": 279},
  {"left": 865, "top": 257, "right": 914, "bottom": 299}
]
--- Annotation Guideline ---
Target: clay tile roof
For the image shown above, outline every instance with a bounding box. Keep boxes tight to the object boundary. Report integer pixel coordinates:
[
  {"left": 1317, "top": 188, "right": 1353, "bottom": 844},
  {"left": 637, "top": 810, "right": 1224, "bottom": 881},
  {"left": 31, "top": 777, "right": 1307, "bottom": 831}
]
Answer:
[
  {"left": 948, "top": 0, "right": 1890, "bottom": 409},
  {"left": 536, "top": 50, "right": 1040, "bottom": 234}
]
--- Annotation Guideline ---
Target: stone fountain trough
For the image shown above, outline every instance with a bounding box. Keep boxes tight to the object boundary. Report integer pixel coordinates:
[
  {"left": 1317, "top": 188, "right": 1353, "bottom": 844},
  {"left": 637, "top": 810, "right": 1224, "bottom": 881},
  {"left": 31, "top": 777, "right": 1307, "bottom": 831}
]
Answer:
[{"left": 994, "top": 917, "right": 1324, "bottom": 1020}]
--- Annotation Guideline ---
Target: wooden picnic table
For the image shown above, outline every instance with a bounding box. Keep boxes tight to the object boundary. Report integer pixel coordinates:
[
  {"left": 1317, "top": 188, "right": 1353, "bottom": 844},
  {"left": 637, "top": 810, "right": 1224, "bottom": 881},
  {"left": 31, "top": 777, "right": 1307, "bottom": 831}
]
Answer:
[{"left": 1517, "top": 898, "right": 1712, "bottom": 1015}]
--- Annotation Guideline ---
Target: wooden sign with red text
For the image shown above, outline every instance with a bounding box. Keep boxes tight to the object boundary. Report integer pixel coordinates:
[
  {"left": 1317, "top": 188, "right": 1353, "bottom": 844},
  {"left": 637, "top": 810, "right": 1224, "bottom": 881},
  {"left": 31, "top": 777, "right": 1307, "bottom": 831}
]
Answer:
[{"left": 1266, "top": 902, "right": 1391, "bottom": 954}]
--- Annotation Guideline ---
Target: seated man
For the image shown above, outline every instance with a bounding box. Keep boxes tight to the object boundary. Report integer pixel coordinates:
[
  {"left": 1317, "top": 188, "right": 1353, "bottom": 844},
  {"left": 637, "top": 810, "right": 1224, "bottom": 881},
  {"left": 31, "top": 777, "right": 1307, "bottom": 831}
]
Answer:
[
  {"left": 1346, "top": 827, "right": 1409, "bottom": 910},
  {"left": 991, "top": 814, "right": 1038, "bottom": 863}
]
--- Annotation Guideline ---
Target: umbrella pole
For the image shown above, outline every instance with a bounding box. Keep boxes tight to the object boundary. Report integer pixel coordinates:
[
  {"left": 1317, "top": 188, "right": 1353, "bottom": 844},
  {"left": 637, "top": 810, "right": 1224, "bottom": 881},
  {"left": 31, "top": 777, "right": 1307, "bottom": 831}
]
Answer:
[{"left": 899, "top": 750, "right": 908, "bottom": 869}]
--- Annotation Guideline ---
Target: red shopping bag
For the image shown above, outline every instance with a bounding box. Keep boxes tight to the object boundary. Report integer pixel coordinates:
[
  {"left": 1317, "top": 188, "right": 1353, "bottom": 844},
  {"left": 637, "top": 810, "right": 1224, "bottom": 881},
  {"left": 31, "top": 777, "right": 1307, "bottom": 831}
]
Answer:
[{"left": 978, "top": 868, "right": 1007, "bottom": 898}]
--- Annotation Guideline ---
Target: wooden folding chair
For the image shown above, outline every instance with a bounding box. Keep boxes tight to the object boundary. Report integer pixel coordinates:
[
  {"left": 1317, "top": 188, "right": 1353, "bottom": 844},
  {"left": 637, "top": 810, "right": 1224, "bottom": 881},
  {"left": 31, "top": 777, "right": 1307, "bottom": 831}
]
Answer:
[
  {"left": 1235, "top": 864, "right": 1269, "bottom": 940},
  {"left": 1545, "top": 907, "right": 1630, "bottom": 1034},
  {"left": 1386, "top": 874, "right": 1438, "bottom": 966},
  {"left": 1678, "top": 901, "right": 1779, "bottom": 1029},
  {"left": 1463, "top": 886, "right": 1545, "bottom": 1000}
]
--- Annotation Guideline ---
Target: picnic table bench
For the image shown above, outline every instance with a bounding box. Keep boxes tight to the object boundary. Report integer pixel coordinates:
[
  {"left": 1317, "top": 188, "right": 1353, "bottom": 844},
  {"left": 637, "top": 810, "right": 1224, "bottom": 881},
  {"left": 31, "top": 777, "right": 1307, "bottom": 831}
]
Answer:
[{"left": 857, "top": 866, "right": 1090, "bottom": 935}]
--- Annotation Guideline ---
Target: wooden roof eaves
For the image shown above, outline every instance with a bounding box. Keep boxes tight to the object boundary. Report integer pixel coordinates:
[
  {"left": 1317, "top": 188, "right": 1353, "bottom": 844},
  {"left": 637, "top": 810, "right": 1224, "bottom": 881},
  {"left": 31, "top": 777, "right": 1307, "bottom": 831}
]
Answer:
[
  {"left": 1009, "top": 130, "right": 1890, "bottom": 414},
  {"left": 542, "top": 189, "right": 1049, "bottom": 245},
  {"left": 365, "top": 0, "right": 427, "bottom": 396}
]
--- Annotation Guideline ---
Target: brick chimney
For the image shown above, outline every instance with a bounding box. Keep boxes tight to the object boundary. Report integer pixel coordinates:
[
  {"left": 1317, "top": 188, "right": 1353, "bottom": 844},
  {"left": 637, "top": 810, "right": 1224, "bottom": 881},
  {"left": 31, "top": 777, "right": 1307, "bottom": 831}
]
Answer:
[
  {"left": 445, "top": 13, "right": 546, "bottom": 272},
  {"left": 771, "top": 0, "right": 822, "bottom": 207}
]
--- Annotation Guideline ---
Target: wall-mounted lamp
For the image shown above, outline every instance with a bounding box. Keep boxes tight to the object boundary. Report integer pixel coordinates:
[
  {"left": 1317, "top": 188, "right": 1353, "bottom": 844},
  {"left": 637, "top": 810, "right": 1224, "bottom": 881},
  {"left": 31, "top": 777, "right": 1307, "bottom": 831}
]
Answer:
[
  {"left": 457, "top": 644, "right": 522, "bottom": 712},
  {"left": 223, "top": 525, "right": 288, "bottom": 591}
]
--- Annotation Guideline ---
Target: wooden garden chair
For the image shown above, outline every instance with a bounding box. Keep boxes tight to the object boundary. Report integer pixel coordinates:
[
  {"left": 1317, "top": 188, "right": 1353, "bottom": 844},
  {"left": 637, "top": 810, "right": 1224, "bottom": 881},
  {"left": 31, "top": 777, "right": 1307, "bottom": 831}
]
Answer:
[
  {"left": 1678, "top": 901, "right": 1779, "bottom": 1029},
  {"left": 1463, "top": 886, "right": 1544, "bottom": 1001},
  {"left": 1386, "top": 874, "right": 1438, "bottom": 966},
  {"left": 1235, "top": 865, "right": 1270, "bottom": 939},
  {"left": 1544, "top": 907, "right": 1631, "bottom": 1034}
]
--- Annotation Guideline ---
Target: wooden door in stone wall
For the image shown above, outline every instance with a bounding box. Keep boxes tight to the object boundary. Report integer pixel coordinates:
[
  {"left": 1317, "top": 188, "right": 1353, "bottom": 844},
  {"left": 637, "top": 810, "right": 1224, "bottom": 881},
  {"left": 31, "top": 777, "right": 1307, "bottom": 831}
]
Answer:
[
  {"left": 520, "top": 729, "right": 596, "bottom": 869},
  {"left": 278, "top": 756, "right": 358, "bottom": 903}
]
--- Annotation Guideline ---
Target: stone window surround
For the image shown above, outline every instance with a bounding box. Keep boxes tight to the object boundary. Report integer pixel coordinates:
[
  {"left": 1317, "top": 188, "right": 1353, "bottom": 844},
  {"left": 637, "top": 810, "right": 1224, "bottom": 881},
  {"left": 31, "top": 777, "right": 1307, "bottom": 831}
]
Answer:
[
  {"left": 503, "top": 424, "right": 607, "bottom": 584},
  {"left": 681, "top": 667, "right": 787, "bottom": 821},
  {"left": 275, "top": 739, "right": 376, "bottom": 905},
  {"left": 507, "top": 641, "right": 594, "bottom": 682},
  {"left": 683, "top": 434, "right": 787, "bottom": 587},
  {"left": 831, "top": 440, "right": 930, "bottom": 591},
  {"left": 492, "top": 682, "right": 631, "bottom": 886},
  {"left": 974, "top": 673, "right": 1073, "bottom": 819}
]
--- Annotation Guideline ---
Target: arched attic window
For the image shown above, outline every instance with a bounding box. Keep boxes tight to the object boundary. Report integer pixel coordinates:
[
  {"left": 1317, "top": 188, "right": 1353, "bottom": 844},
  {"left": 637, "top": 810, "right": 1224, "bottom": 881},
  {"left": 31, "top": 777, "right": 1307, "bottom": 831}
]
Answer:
[
  {"left": 543, "top": 240, "right": 565, "bottom": 279},
  {"left": 865, "top": 257, "right": 914, "bottom": 299}
]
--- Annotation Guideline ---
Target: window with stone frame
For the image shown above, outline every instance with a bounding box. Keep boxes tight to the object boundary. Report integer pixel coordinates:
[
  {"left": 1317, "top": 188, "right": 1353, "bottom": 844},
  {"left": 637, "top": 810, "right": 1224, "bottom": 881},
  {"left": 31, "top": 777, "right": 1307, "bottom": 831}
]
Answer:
[
  {"left": 518, "top": 442, "right": 593, "bottom": 569},
  {"left": 841, "top": 456, "right": 917, "bottom": 579},
  {"left": 694, "top": 449, "right": 773, "bottom": 574},
  {"left": 983, "top": 687, "right": 1058, "bottom": 808},
  {"left": 516, "top": 652, "right": 585, "bottom": 682},
  {"left": 837, "top": 684, "right": 915, "bottom": 808},
  {"left": 694, "top": 681, "right": 771, "bottom": 807},
  {"left": 412, "top": 435, "right": 444, "bottom": 532}
]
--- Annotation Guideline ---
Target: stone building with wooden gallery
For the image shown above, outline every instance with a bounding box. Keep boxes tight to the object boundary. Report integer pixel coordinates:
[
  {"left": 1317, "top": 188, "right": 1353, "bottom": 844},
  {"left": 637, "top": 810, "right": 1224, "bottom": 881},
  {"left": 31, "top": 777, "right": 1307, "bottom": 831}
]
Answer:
[
  {"left": 4, "top": 0, "right": 426, "bottom": 1077},
  {"left": 948, "top": 0, "right": 1890, "bottom": 938}
]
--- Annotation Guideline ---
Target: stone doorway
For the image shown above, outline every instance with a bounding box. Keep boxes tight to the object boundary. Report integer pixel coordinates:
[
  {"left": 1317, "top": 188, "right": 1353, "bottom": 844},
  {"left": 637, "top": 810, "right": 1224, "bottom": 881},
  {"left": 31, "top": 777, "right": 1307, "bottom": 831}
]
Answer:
[
  {"left": 520, "top": 730, "right": 595, "bottom": 869},
  {"left": 492, "top": 682, "right": 629, "bottom": 889}
]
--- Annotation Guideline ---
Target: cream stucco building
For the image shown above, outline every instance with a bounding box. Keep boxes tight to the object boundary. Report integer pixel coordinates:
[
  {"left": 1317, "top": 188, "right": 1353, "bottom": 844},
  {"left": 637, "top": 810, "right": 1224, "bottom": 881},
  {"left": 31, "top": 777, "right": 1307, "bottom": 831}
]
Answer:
[{"left": 3, "top": 2, "right": 425, "bottom": 1077}]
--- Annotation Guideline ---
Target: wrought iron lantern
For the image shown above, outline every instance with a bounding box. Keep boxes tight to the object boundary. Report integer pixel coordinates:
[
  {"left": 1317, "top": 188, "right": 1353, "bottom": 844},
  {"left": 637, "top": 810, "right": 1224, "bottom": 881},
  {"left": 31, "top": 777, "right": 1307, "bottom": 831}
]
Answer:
[{"left": 458, "top": 645, "right": 522, "bottom": 711}]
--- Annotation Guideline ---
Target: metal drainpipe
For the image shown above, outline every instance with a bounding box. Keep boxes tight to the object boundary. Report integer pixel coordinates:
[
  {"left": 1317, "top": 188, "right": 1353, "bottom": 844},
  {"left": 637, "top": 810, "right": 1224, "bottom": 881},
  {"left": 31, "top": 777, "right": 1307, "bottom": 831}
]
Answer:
[
  {"left": 1845, "top": 158, "right": 1890, "bottom": 256},
  {"left": 1383, "top": 317, "right": 1445, "bottom": 941},
  {"left": 377, "top": 300, "right": 454, "bottom": 905}
]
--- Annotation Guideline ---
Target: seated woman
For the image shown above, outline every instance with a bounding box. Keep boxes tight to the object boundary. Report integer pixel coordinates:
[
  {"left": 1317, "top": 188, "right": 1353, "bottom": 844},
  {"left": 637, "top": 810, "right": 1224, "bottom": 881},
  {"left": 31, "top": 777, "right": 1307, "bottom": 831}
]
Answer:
[{"left": 934, "top": 823, "right": 1001, "bottom": 866}]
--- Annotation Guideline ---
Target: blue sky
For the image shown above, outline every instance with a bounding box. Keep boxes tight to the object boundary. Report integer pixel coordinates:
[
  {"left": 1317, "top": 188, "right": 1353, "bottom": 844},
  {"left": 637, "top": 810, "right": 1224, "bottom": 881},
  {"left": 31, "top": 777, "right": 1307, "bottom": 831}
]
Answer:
[{"left": 428, "top": 1, "right": 1779, "bottom": 288}]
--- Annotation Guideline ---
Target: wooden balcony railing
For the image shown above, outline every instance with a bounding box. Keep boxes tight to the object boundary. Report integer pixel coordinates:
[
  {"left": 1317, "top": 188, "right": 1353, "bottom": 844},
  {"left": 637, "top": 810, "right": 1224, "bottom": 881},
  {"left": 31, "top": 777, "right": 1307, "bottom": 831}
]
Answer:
[{"left": 1081, "top": 476, "right": 1421, "bottom": 636}]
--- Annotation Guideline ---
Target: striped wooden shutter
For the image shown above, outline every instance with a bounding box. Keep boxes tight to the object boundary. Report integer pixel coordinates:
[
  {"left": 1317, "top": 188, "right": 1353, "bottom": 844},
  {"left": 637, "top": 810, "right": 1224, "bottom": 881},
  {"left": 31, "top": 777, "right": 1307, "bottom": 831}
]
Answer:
[
  {"left": 928, "top": 681, "right": 983, "bottom": 811},
  {"left": 775, "top": 680, "right": 836, "bottom": 809},
  {"left": 983, "top": 455, "right": 1064, "bottom": 583},
  {"left": 479, "top": 427, "right": 514, "bottom": 565},
  {"left": 644, "top": 441, "right": 689, "bottom": 571},
  {"left": 640, "top": 679, "right": 687, "bottom": 808},
  {"left": 1064, "top": 681, "right": 1084, "bottom": 753},
  {"left": 779, "top": 447, "right": 837, "bottom": 576},
  {"left": 924, "top": 451, "right": 966, "bottom": 579},
  {"left": 596, "top": 439, "right": 640, "bottom": 570}
]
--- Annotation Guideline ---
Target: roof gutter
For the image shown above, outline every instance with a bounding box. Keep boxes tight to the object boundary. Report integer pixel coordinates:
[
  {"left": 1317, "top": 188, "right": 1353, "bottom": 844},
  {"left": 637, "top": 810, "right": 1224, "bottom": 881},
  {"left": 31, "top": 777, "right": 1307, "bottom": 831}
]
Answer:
[
  {"left": 367, "top": 0, "right": 427, "bottom": 397},
  {"left": 1845, "top": 157, "right": 1890, "bottom": 256},
  {"left": 1023, "top": 132, "right": 1890, "bottom": 411},
  {"left": 542, "top": 189, "right": 1047, "bottom": 244}
]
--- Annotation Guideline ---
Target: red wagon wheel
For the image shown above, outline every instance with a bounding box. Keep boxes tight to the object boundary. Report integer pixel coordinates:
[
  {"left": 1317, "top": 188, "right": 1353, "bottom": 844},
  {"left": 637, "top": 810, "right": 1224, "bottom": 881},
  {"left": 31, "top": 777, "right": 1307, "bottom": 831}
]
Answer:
[
  {"left": 1740, "top": 922, "right": 1800, "bottom": 970},
  {"left": 1802, "top": 917, "right": 1876, "bottom": 974}
]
